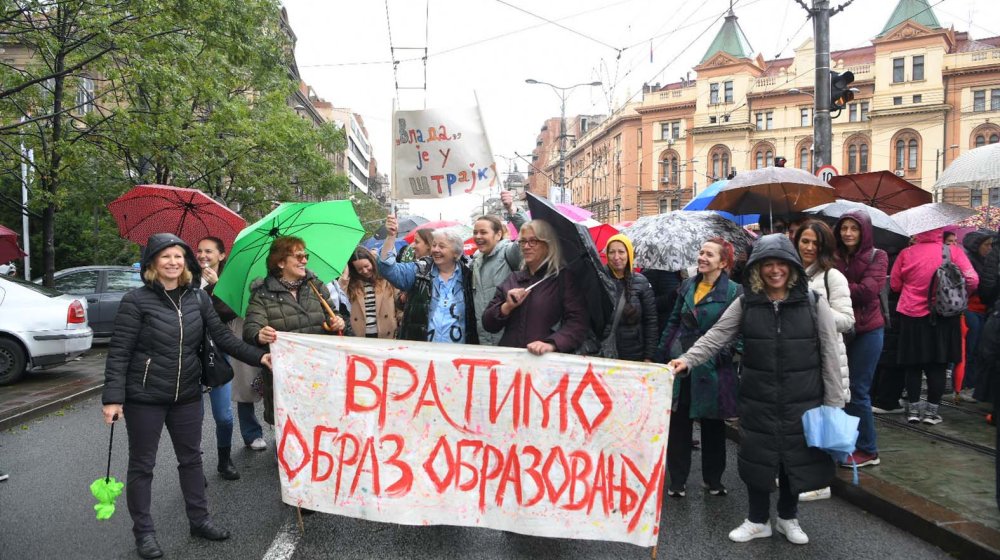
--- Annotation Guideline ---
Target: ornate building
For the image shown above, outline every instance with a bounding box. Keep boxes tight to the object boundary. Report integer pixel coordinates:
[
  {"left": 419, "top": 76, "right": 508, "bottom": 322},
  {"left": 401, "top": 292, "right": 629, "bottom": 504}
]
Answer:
[{"left": 534, "top": 0, "right": 1000, "bottom": 221}]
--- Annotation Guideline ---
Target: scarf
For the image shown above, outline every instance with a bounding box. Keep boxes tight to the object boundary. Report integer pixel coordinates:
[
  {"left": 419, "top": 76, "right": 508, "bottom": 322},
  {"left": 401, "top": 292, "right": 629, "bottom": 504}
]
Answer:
[{"left": 277, "top": 276, "right": 305, "bottom": 293}]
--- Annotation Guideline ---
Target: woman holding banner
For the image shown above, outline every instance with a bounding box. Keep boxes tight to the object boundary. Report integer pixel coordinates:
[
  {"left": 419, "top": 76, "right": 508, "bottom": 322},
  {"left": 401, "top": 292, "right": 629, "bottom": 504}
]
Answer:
[
  {"left": 482, "top": 219, "right": 588, "bottom": 355},
  {"left": 669, "top": 234, "right": 845, "bottom": 546},
  {"left": 658, "top": 237, "right": 741, "bottom": 499},
  {"left": 379, "top": 214, "right": 479, "bottom": 344}
]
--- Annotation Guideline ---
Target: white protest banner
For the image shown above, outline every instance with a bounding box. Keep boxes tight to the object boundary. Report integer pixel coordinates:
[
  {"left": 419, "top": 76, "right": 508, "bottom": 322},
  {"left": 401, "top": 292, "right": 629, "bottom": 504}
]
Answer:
[
  {"left": 270, "top": 334, "right": 673, "bottom": 547},
  {"left": 391, "top": 106, "right": 498, "bottom": 199}
]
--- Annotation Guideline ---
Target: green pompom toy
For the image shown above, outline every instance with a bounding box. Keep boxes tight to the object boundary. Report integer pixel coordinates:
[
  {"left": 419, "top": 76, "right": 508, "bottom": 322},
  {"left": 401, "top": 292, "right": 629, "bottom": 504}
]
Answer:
[{"left": 90, "top": 477, "right": 124, "bottom": 520}]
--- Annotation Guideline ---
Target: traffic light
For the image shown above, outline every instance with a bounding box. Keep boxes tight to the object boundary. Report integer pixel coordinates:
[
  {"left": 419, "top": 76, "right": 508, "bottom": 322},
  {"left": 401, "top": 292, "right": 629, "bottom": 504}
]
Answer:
[{"left": 830, "top": 70, "right": 855, "bottom": 112}]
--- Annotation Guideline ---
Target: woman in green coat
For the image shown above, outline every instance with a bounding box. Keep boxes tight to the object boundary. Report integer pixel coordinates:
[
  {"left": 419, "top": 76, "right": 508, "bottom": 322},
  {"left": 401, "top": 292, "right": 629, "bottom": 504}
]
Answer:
[{"left": 658, "top": 237, "right": 742, "bottom": 497}]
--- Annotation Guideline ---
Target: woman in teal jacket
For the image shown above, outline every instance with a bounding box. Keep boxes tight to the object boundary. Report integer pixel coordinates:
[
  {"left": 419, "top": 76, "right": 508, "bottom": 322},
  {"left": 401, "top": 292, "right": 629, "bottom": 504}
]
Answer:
[{"left": 658, "top": 237, "right": 742, "bottom": 497}]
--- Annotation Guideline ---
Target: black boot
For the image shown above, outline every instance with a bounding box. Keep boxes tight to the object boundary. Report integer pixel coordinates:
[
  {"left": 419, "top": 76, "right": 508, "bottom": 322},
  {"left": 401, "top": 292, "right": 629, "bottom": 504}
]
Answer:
[
  {"left": 190, "top": 519, "right": 231, "bottom": 541},
  {"left": 136, "top": 534, "right": 163, "bottom": 559},
  {"left": 217, "top": 447, "right": 240, "bottom": 480}
]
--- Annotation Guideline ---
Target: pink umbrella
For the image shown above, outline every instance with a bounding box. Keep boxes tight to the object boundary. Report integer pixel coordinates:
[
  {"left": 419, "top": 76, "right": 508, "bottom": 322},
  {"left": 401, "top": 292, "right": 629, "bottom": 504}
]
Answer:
[
  {"left": 402, "top": 220, "right": 462, "bottom": 243},
  {"left": 554, "top": 203, "right": 593, "bottom": 222}
]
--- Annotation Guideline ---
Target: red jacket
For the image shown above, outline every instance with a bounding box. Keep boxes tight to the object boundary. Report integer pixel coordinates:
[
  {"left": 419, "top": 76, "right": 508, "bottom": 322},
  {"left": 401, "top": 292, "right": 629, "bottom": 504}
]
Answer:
[{"left": 890, "top": 229, "right": 979, "bottom": 318}]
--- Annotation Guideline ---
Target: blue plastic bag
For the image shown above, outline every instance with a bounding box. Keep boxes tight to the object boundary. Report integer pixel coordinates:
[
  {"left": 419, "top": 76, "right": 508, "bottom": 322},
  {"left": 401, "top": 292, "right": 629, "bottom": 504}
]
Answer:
[{"left": 801, "top": 405, "right": 859, "bottom": 465}]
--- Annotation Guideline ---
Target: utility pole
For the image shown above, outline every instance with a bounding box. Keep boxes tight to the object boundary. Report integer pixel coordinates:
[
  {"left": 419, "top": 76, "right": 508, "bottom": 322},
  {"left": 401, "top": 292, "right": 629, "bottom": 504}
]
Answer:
[{"left": 813, "top": 0, "right": 832, "bottom": 171}]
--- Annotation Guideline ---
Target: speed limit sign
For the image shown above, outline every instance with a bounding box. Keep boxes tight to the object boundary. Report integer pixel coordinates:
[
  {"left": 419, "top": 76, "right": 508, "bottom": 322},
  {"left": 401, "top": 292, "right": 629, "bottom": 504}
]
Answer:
[{"left": 816, "top": 165, "right": 839, "bottom": 183}]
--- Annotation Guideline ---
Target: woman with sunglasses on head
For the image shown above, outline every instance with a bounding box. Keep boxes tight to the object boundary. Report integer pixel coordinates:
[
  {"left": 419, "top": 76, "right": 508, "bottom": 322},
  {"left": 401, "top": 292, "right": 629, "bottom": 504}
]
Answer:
[
  {"left": 378, "top": 214, "right": 479, "bottom": 344},
  {"left": 482, "top": 219, "right": 588, "bottom": 355},
  {"left": 659, "top": 237, "right": 742, "bottom": 499},
  {"left": 243, "top": 236, "right": 351, "bottom": 427}
]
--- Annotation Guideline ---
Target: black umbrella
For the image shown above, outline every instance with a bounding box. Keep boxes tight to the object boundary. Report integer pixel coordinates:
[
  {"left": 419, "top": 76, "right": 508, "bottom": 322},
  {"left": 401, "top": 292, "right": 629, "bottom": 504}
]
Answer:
[
  {"left": 374, "top": 215, "right": 429, "bottom": 240},
  {"left": 525, "top": 192, "right": 615, "bottom": 341}
]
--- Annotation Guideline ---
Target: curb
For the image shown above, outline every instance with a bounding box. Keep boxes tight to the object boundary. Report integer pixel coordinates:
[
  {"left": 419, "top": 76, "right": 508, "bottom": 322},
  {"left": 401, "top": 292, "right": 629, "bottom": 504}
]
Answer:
[
  {"left": 724, "top": 421, "right": 1000, "bottom": 559},
  {"left": 0, "top": 384, "right": 103, "bottom": 432}
]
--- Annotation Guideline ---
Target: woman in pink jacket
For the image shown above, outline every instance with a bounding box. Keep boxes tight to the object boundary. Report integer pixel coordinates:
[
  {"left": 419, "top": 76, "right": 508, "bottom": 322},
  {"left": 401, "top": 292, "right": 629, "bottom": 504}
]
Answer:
[{"left": 890, "top": 228, "right": 979, "bottom": 425}]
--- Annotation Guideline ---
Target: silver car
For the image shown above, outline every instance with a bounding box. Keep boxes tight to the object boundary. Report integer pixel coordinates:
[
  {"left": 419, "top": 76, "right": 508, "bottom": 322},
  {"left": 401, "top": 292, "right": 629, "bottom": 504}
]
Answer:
[{"left": 0, "top": 275, "right": 94, "bottom": 385}]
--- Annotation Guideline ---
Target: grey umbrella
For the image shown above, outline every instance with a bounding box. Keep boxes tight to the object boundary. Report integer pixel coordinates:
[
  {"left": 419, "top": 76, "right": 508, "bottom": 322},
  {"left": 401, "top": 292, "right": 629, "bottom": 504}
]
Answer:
[
  {"left": 933, "top": 143, "right": 1000, "bottom": 192},
  {"left": 804, "top": 200, "right": 909, "bottom": 249},
  {"left": 706, "top": 166, "right": 836, "bottom": 219},
  {"left": 620, "top": 211, "right": 755, "bottom": 272},
  {"left": 890, "top": 202, "right": 978, "bottom": 236}
]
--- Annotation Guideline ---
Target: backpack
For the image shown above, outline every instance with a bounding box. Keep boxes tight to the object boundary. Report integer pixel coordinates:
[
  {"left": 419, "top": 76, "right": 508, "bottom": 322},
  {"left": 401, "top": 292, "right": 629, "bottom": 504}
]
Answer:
[{"left": 929, "top": 245, "right": 968, "bottom": 319}]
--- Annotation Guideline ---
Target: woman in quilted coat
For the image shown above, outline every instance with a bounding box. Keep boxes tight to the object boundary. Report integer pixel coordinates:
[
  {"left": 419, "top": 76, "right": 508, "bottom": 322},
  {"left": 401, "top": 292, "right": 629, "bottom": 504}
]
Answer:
[
  {"left": 890, "top": 227, "right": 978, "bottom": 425},
  {"left": 659, "top": 237, "right": 742, "bottom": 498}
]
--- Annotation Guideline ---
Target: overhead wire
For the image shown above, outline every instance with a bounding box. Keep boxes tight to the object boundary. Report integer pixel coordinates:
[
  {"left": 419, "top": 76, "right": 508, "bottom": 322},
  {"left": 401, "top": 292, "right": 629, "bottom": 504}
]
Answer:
[{"left": 494, "top": 0, "right": 623, "bottom": 54}]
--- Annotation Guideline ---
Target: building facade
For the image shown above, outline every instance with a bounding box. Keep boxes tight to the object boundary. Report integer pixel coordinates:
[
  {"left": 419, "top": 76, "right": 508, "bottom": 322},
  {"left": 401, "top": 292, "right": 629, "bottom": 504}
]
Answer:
[{"left": 535, "top": 0, "right": 1000, "bottom": 220}]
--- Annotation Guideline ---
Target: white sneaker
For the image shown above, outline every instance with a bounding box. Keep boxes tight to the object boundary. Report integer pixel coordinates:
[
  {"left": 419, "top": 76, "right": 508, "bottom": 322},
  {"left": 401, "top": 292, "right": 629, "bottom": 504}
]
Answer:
[
  {"left": 728, "top": 519, "right": 772, "bottom": 542},
  {"left": 798, "top": 487, "right": 831, "bottom": 501},
  {"left": 249, "top": 437, "right": 267, "bottom": 451},
  {"left": 776, "top": 517, "right": 809, "bottom": 544}
]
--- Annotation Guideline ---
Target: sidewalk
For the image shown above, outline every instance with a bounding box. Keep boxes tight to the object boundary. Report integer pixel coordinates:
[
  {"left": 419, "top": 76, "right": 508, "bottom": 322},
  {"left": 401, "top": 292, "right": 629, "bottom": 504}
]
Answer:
[{"left": 2, "top": 353, "right": 999, "bottom": 557}]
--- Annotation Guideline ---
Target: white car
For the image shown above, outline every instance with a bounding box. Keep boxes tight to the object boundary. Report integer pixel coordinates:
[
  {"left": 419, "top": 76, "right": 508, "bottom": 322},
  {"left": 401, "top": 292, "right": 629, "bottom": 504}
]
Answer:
[{"left": 0, "top": 275, "right": 94, "bottom": 385}]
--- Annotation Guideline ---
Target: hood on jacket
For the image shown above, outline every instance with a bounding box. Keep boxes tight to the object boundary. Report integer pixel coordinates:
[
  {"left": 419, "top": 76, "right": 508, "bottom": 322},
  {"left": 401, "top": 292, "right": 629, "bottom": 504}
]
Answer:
[
  {"left": 605, "top": 233, "right": 634, "bottom": 279},
  {"left": 140, "top": 233, "right": 201, "bottom": 286},
  {"left": 914, "top": 228, "right": 944, "bottom": 244},
  {"left": 833, "top": 209, "right": 875, "bottom": 257},
  {"left": 746, "top": 234, "right": 808, "bottom": 293},
  {"left": 963, "top": 230, "right": 993, "bottom": 259}
]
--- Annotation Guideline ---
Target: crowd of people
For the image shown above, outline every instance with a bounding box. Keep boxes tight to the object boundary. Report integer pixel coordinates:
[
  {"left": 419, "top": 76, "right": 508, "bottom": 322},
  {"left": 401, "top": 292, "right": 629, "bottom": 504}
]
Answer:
[{"left": 99, "top": 191, "right": 997, "bottom": 557}]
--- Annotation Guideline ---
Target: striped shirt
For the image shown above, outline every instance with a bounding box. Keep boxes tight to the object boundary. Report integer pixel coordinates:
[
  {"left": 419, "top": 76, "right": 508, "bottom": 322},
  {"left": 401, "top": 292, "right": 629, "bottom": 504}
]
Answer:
[{"left": 363, "top": 283, "right": 378, "bottom": 335}]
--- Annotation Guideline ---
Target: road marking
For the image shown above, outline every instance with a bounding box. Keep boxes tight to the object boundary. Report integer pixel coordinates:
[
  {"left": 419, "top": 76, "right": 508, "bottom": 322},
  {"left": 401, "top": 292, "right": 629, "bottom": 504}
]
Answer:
[{"left": 263, "top": 520, "right": 300, "bottom": 560}]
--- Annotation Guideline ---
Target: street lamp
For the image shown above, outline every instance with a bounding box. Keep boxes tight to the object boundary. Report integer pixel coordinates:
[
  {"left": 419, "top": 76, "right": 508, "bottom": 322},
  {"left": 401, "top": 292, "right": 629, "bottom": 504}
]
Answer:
[{"left": 525, "top": 78, "right": 602, "bottom": 204}]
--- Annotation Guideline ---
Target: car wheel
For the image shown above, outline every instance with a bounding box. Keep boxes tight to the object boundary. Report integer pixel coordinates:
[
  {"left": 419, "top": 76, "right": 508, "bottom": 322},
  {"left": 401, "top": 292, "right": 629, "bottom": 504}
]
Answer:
[{"left": 0, "top": 338, "right": 28, "bottom": 386}]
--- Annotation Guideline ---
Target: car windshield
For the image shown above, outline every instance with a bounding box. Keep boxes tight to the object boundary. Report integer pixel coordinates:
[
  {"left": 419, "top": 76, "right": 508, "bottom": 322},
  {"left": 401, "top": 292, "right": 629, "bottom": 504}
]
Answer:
[{"left": 1, "top": 275, "right": 61, "bottom": 297}]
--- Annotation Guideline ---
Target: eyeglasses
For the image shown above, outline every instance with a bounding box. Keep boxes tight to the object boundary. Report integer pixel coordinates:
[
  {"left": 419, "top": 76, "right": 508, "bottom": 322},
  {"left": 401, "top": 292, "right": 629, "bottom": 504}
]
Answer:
[
  {"left": 517, "top": 237, "right": 547, "bottom": 248},
  {"left": 290, "top": 252, "right": 310, "bottom": 262}
]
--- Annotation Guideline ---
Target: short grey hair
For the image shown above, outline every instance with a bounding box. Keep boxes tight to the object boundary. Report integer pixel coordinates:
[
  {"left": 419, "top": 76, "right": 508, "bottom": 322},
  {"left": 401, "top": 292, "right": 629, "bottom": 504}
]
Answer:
[{"left": 433, "top": 227, "right": 466, "bottom": 260}]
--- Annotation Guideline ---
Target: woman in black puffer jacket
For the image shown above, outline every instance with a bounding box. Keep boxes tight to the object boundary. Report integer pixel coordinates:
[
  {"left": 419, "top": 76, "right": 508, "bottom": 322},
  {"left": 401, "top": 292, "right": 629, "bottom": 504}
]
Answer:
[
  {"left": 604, "top": 234, "right": 658, "bottom": 361},
  {"left": 101, "top": 233, "right": 269, "bottom": 560}
]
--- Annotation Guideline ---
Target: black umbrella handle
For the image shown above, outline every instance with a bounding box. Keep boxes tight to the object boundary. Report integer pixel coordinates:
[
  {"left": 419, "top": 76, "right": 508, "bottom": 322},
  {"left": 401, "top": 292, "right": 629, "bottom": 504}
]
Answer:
[{"left": 106, "top": 414, "right": 118, "bottom": 482}]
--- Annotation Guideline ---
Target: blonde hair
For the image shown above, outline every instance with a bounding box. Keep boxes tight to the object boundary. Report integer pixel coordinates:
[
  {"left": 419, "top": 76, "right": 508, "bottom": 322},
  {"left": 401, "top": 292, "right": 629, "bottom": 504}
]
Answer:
[
  {"left": 143, "top": 262, "right": 193, "bottom": 287},
  {"left": 746, "top": 260, "right": 799, "bottom": 295},
  {"left": 520, "top": 219, "right": 562, "bottom": 276}
]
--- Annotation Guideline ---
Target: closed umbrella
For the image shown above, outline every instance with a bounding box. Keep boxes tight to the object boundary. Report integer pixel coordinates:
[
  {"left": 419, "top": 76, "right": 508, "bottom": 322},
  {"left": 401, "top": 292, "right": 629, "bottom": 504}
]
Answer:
[
  {"left": 890, "top": 202, "right": 978, "bottom": 237},
  {"left": 804, "top": 200, "right": 909, "bottom": 249},
  {"left": 829, "top": 171, "right": 930, "bottom": 214},
  {"left": 683, "top": 179, "right": 760, "bottom": 225},
  {"left": 706, "top": 167, "right": 835, "bottom": 219},
  {"left": 621, "top": 211, "right": 755, "bottom": 272},
  {"left": 214, "top": 201, "right": 365, "bottom": 316},
  {"left": 107, "top": 184, "right": 247, "bottom": 250},
  {"left": 933, "top": 143, "right": 1000, "bottom": 192}
]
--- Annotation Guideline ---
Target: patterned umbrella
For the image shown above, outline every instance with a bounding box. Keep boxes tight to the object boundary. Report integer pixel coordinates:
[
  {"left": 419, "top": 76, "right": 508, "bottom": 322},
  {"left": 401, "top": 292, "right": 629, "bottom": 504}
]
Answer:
[
  {"left": 621, "top": 211, "right": 755, "bottom": 272},
  {"left": 804, "top": 200, "right": 909, "bottom": 249},
  {"left": 706, "top": 167, "right": 835, "bottom": 217},
  {"left": 933, "top": 143, "right": 1000, "bottom": 192},
  {"left": 829, "top": 171, "right": 930, "bottom": 215},
  {"left": 891, "top": 202, "right": 978, "bottom": 237},
  {"left": 107, "top": 184, "right": 246, "bottom": 250}
]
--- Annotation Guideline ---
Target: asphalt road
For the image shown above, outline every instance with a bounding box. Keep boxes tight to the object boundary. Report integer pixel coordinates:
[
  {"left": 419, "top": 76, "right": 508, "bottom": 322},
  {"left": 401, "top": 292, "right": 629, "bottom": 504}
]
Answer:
[{"left": 0, "top": 393, "right": 954, "bottom": 560}]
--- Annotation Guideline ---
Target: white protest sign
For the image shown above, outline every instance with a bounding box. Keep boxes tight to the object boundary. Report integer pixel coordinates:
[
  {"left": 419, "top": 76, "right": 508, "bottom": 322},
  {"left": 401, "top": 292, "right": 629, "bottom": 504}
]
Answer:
[
  {"left": 270, "top": 334, "right": 673, "bottom": 547},
  {"left": 391, "top": 106, "right": 498, "bottom": 199}
]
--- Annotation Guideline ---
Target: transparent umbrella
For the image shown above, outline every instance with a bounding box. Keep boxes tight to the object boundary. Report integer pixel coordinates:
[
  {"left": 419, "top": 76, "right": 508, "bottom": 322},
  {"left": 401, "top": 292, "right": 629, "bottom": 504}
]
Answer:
[
  {"left": 933, "top": 143, "right": 1000, "bottom": 192},
  {"left": 891, "top": 202, "right": 978, "bottom": 237}
]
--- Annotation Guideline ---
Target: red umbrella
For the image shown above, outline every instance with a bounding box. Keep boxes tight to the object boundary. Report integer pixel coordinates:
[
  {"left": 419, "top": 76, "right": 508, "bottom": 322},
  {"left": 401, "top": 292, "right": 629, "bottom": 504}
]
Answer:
[
  {"left": 828, "top": 171, "right": 931, "bottom": 215},
  {"left": 0, "top": 224, "right": 27, "bottom": 264},
  {"left": 590, "top": 223, "right": 619, "bottom": 265},
  {"left": 108, "top": 185, "right": 247, "bottom": 250}
]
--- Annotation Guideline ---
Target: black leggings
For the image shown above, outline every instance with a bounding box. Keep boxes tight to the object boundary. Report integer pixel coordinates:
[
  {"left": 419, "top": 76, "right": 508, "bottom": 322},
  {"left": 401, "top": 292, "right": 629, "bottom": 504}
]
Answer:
[{"left": 905, "top": 363, "right": 947, "bottom": 405}]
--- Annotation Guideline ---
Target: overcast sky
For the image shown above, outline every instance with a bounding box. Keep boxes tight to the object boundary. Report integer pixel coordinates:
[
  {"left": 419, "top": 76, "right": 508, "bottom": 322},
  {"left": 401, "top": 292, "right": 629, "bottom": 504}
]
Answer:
[{"left": 282, "top": 0, "right": 999, "bottom": 220}]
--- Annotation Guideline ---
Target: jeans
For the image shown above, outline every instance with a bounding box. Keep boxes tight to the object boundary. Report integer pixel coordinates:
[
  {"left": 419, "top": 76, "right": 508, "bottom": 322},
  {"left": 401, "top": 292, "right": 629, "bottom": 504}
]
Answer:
[
  {"left": 124, "top": 399, "right": 208, "bottom": 537},
  {"left": 207, "top": 381, "right": 233, "bottom": 449},
  {"left": 845, "top": 328, "right": 883, "bottom": 455},
  {"left": 965, "top": 310, "right": 986, "bottom": 390},
  {"left": 747, "top": 464, "right": 797, "bottom": 523},
  {"left": 237, "top": 402, "right": 263, "bottom": 445}
]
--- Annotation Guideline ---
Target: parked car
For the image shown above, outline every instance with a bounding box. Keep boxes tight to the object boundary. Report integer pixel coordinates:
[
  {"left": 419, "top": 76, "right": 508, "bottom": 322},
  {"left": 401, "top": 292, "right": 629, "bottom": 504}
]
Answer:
[
  {"left": 0, "top": 275, "right": 93, "bottom": 385},
  {"left": 42, "top": 265, "right": 143, "bottom": 337}
]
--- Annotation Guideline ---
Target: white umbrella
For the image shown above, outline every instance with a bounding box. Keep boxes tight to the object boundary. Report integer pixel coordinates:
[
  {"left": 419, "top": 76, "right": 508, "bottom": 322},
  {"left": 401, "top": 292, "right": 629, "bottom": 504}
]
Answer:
[
  {"left": 933, "top": 143, "right": 1000, "bottom": 192},
  {"left": 891, "top": 202, "right": 977, "bottom": 236},
  {"left": 804, "top": 199, "right": 908, "bottom": 249}
]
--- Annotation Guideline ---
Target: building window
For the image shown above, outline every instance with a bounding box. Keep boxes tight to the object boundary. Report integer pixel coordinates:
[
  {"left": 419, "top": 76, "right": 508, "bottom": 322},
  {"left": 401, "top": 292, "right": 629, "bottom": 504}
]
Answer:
[
  {"left": 972, "top": 188, "right": 983, "bottom": 207},
  {"left": 974, "top": 90, "right": 986, "bottom": 112},
  {"left": 892, "top": 130, "right": 921, "bottom": 176},
  {"left": 893, "top": 58, "right": 904, "bottom": 83},
  {"left": 755, "top": 111, "right": 774, "bottom": 131},
  {"left": 800, "top": 108, "right": 810, "bottom": 127},
  {"left": 913, "top": 94, "right": 922, "bottom": 104},
  {"left": 908, "top": 139, "right": 918, "bottom": 170},
  {"left": 993, "top": 89, "right": 1000, "bottom": 111},
  {"left": 710, "top": 83, "right": 720, "bottom": 104},
  {"left": 991, "top": 188, "right": 1000, "bottom": 207},
  {"left": 971, "top": 125, "right": 1000, "bottom": 148},
  {"left": 849, "top": 104, "right": 858, "bottom": 122},
  {"left": 660, "top": 121, "right": 681, "bottom": 141},
  {"left": 861, "top": 101, "right": 869, "bottom": 121},
  {"left": 861, "top": 143, "right": 869, "bottom": 172},
  {"left": 798, "top": 140, "right": 813, "bottom": 171},
  {"left": 659, "top": 198, "right": 669, "bottom": 213},
  {"left": 76, "top": 77, "right": 95, "bottom": 114},
  {"left": 912, "top": 55, "right": 924, "bottom": 81},
  {"left": 709, "top": 145, "right": 732, "bottom": 180},
  {"left": 637, "top": 128, "right": 642, "bottom": 148},
  {"left": 850, "top": 101, "right": 870, "bottom": 121},
  {"left": 895, "top": 140, "right": 904, "bottom": 170},
  {"left": 724, "top": 81, "right": 734, "bottom": 103},
  {"left": 752, "top": 143, "right": 775, "bottom": 170},
  {"left": 709, "top": 116, "right": 718, "bottom": 124},
  {"left": 845, "top": 136, "right": 869, "bottom": 174},
  {"left": 660, "top": 151, "right": 680, "bottom": 186},
  {"left": 893, "top": 96, "right": 903, "bottom": 106}
]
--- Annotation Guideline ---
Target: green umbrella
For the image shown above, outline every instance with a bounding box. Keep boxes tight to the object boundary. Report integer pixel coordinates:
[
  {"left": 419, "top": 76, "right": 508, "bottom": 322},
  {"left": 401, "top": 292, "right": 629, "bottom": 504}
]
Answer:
[{"left": 214, "top": 201, "right": 365, "bottom": 316}]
